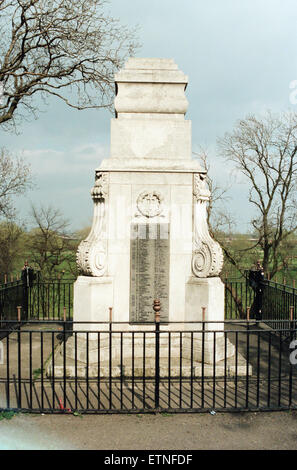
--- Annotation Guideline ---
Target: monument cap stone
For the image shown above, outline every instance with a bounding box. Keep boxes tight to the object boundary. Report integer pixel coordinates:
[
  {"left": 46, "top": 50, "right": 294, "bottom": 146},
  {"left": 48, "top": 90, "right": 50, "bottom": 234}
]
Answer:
[
  {"left": 114, "top": 57, "right": 189, "bottom": 116},
  {"left": 103, "top": 57, "right": 195, "bottom": 167},
  {"left": 115, "top": 57, "right": 188, "bottom": 83}
]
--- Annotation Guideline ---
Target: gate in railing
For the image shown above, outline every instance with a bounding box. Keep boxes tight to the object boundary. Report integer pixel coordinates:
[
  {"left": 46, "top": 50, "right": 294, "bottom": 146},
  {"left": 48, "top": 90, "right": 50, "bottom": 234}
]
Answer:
[{"left": 0, "top": 318, "right": 297, "bottom": 414}]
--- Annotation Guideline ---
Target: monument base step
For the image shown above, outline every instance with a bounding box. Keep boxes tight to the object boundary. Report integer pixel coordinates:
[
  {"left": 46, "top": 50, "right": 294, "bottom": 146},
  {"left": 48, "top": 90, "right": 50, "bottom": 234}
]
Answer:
[
  {"left": 51, "top": 333, "right": 236, "bottom": 365},
  {"left": 45, "top": 341, "right": 252, "bottom": 378}
]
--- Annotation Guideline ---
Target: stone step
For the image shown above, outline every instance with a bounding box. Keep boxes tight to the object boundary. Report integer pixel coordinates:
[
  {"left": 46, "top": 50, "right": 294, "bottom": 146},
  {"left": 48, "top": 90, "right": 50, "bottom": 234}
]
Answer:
[
  {"left": 46, "top": 349, "right": 251, "bottom": 379},
  {"left": 62, "top": 335, "right": 236, "bottom": 364}
]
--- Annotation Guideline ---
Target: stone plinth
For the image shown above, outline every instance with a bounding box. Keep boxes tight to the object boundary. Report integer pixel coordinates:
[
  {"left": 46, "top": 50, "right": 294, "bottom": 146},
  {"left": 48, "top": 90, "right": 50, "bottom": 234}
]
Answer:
[
  {"left": 185, "top": 277, "right": 225, "bottom": 326},
  {"left": 46, "top": 332, "right": 251, "bottom": 378},
  {"left": 73, "top": 276, "right": 113, "bottom": 331}
]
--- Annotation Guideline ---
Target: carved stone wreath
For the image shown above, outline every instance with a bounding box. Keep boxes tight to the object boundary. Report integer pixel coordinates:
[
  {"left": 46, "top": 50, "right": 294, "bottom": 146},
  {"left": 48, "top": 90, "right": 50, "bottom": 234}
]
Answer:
[{"left": 136, "top": 191, "right": 163, "bottom": 218}]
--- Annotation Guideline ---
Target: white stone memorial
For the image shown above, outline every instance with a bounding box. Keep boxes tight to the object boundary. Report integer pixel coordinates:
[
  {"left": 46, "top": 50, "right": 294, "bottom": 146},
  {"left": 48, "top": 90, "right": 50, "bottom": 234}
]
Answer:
[
  {"left": 47, "top": 58, "right": 250, "bottom": 378},
  {"left": 75, "top": 57, "right": 225, "bottom": 325}
]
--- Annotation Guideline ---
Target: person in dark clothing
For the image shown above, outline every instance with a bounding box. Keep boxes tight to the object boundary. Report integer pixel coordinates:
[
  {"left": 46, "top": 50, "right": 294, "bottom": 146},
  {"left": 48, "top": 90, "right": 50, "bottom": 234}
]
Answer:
[
  {"left": 21, "top": 260, "right": 35, "bottom": 287},
  {"left": 248, "top": 260, "right": 265, "bottom": 321},
  {"left": 21, "top": 261, "right": 35, "bottom": 318}
]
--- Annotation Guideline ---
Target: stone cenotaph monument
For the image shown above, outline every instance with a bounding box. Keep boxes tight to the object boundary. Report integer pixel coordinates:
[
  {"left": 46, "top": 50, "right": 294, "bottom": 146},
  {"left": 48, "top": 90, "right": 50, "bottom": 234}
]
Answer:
[
  {"left": 47, "top": 58, "right": 248, "bottom": 377},
  {"left": 75, "top": 57, "right": 225, "bottom": 327}
]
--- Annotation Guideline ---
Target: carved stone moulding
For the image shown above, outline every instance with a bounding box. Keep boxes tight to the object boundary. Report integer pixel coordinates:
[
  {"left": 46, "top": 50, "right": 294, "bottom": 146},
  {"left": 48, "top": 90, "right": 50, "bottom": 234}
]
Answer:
[
  {"left": 192, "top": 242, "right": 224, "bottom": 278},
  {"left": 92, "top": 172, "right": 109, "bottom": 200},
  {"left": 76, "top": 240, "right": 107, "bottom": 277},
  {"left": 192, "top": 173, "right": 224, "bottom": 278},
  {"left": 193, "top": 172, "right": 210, "bottom": 202},
  {"left": 192, "top": 243, "right": 212, "bottom": 278},
  {"left": 76, "top": 171, "right": 109, "bottom": 277}
]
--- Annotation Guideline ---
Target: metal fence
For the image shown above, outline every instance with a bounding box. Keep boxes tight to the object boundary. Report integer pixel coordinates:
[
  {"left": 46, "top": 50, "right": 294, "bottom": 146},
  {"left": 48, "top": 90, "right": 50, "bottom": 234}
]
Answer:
[
  {"left": 0, "top": 281, "right": 24, "bottom": 324},
  {"left": 0, "top": 319, "right": 297, "bottom": 414},
  {"left": 224, "top": 278, "right": 297, "bottom": 323},
  {"left": 0, "top": 278, "right": 74, "bottom": 325},
  {"left": 224, "top": 279, "right": 256, "bottom": 319},
  {"left": 262, "top": 280, "right": 297, "bottom": 329},
  {"left": 1, "top": 276, "right": 297, "bottom": 325},
  {"left": 28, "top": 279, "right": 73, "bottom": 321},
  {"left": 0, "top": 277, "right": 249, "bottom": 325}
]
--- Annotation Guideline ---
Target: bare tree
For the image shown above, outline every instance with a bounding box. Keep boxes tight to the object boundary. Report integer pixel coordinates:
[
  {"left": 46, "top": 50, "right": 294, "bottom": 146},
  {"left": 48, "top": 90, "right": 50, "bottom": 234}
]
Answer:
[
  {"left": 0, "top": 219, "right": 24, "bottom": 276},
  {"left": 218, "top": 111, "right": 297, "bottom": 278},
  {"left": 0, "top": 0, "right": 139, "bottom": 129},
  {"left": 27, "top": 204, "right": 77, "bottom": 276},
  {"left": 0, "top": 147, "right": 32, "bottom": 218}
]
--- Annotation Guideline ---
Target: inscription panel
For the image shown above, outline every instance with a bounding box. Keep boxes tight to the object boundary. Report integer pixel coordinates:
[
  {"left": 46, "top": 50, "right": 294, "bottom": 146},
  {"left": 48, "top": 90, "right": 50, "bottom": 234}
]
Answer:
[{"left": 130, "top": 224, "right": 170, "bottom": 322}]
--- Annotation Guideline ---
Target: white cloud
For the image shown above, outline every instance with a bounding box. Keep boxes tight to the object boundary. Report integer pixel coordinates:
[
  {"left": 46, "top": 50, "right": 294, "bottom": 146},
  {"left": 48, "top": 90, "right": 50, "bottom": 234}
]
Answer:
[{"left": 21, "top": 143, "right": 108, "bottom": 176}]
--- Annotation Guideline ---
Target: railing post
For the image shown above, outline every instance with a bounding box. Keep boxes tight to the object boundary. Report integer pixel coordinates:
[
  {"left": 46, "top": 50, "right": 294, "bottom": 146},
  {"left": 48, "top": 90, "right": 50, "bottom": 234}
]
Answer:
[
  {"left": 57, "top": 273, "right": 61, "bottom": 320},
  {"left": 290, "top": 305, "right": 294, "bottom": 323},
  {"left": 153, "top": 299, "right": 161, "bottom": 411},
  {"left": 201, "top": 306, "right": 206, "bottom": 408},
  {"left": 290, "top": 306, "right": 295, "bottom": 342},
  {"left": 202, "top": 307, "right": 206, "bottom": 322},
  {"left": 109, "top": 306, "right": 113, "bottom": 409},
  {"left": 63, "top": 314, "right": 66, "bottom": 410},
  {"left": 247, "top": 306, "right": 250, "bottom": 322},
  {"left": 63, "top": 306, "right": 66, "bottom": 322},
  {"left": 17, "top": 305, "right": 22, "bottom": 324}
]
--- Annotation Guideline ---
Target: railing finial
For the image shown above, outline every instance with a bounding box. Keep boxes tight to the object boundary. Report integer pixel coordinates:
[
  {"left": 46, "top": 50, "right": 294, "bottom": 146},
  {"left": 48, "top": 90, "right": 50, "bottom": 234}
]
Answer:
[{"left": 153, "top": 299, "right": 161, "bottom": 323}]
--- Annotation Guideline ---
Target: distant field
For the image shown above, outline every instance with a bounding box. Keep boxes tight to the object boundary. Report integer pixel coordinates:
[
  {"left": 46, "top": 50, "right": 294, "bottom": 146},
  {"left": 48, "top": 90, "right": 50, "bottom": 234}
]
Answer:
[{"left": 218, "top": 233, "right": 297, "bottom": 285}]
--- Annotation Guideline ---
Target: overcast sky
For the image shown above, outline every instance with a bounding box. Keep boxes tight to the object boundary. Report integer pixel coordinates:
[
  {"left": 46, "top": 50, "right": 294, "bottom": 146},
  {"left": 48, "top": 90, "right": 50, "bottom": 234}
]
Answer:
[{"left": 1, "top": 0, "right": 297, "bottom": 232}]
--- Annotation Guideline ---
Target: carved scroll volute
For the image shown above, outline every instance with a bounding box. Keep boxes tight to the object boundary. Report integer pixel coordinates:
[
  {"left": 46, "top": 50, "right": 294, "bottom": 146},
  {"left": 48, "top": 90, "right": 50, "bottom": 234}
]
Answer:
[
  {"left": 76, "top": 172, "right": 109, "bottom": 276},
  {"left": 191, "top": 173, "right": 224, "bottom": 278}
]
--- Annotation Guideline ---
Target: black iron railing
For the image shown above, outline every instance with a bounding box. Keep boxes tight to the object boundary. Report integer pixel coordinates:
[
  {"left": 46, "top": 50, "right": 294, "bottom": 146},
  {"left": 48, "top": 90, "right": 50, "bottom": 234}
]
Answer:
[
  {"left": 0, "top": 318, "right": 297, "bottom": 414},
  {"left": 28, "top": 278, "right": 74, "bottom": 320},
  {"left": 0, "top": 277, "right": 74, "bottom": 325},
  {"left": 1, "top": 275, "right": 296, "bottom": 325},
  {"left": 261, "top": 280, "right": 297, "bottom": 331},
  {"left": 224, "top": 278, "right": 256, "bottom": 319},
  {"left": 0, "top": 281, "right": 24, "bottom": 325},
  {"left": 224, "top": 277, "right": 297, "bottom": 324}
]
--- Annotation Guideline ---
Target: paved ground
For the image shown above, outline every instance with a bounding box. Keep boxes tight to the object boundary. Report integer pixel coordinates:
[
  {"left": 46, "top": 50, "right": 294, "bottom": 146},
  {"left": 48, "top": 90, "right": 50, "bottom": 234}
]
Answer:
[{"left": 0, "top": 410, "right": 297, "bottom": 450}]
